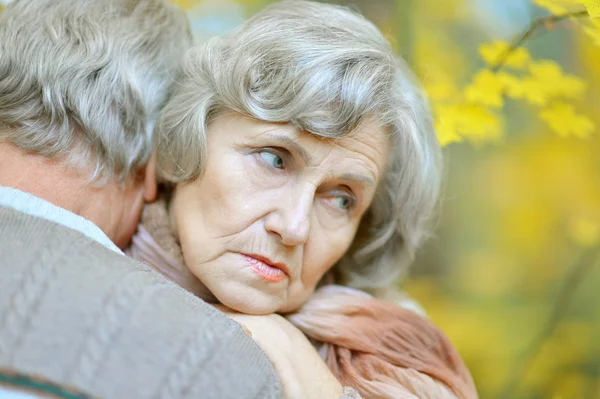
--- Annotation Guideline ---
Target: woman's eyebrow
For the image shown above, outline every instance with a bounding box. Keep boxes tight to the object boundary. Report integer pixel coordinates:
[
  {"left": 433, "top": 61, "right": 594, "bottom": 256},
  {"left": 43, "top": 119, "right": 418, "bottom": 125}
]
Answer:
[
  {"left": 338, "top": 172, "right": 375, "bottom": 187},
  {"left": 266, "top": 133, "right": 313, "bottom": 164},
  {"left": 265, "top": 132, "right": 376, "bottom": 187}
]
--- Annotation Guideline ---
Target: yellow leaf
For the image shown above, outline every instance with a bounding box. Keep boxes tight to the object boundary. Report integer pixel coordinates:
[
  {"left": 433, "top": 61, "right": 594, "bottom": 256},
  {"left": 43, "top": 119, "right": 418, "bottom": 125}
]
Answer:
[
  {"left": 511, "top": 60, "right": 587, "bottom": 105},
  {"left": 582, "top": 20, "right": 600, "bottom": 45},
  {"left": 497, "top": 72, "right": 527, "bottom": 99},
  {"left": 530, "top": 61, "right": 586, "bottom": 99},
  {"left": 435, "top": 118, "right": 463, "bottom": 147},
  {"left": 465, "top": 69, "right": 505, "bottom": 108},
  {"left": 479, "top": 41, "right": 531, "bottom": 69},
  {"left": 581, "top": 0, "right": 600, "bottom": 17},
  {"left": 534, "top": 0, "right": 581, "bottom": 14},
  {"left": 434, "top": 104, "right": 464, "bottom": 146},
  {"left": 435, "top": 103, "right": 503, "bottom": 144},
  {"left": 520, "top": 78, "right": 553, "bottom": 106},
  {"left": 568, "top": 218, "right": 600, "bottom": 247},
  {"left": 169, "top": 0, "right": 198, "bottom": 9},
  {"left": 423, "top": 70, "right": 460, "bottom": 102},
  {"left": 534, "top": 0, "right": 566, "bottom": 14},
  {"left": 539, "top": 102, "right": 595, "bottom": 138},
  {"left": 496, "top": 60, "right": 585, "bottom": 106},
  {"left": 426, "top": 81, "right": 459, "bottom": 102},
  {"left": 459, "top": 105, "right": 504, "bottom": 142}
]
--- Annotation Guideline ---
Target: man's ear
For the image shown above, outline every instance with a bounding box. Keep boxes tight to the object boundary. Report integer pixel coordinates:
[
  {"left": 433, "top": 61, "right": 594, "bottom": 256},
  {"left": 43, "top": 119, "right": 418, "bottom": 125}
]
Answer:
[{"left": 143, "top": 151, "right": 158, "bottom": 202}]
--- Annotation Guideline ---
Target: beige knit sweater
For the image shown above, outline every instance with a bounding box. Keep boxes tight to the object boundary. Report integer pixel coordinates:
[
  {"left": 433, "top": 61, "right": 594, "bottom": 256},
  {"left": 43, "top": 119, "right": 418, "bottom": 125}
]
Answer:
[{"left": 0, "top": 206, "right": 283, "bottom": 399}]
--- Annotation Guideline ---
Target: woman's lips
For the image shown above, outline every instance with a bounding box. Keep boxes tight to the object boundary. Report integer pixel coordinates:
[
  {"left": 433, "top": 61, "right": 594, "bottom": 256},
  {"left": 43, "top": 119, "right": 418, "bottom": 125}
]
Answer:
[{"left": 242, "top": 254, "right": 288, "bottom": 283}]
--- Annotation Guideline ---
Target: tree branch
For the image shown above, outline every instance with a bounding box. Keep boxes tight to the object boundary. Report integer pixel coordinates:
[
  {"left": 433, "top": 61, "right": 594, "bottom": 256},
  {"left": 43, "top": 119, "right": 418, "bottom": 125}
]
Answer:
[
  {"left": 497, "top": 244, "right": 600, "bottom": 399},
  {"left": 395, "top": 0, "right": 414, "bottom": 67},
  {"left": 492, "top": 10, "right": 590, "bottom": 71}
]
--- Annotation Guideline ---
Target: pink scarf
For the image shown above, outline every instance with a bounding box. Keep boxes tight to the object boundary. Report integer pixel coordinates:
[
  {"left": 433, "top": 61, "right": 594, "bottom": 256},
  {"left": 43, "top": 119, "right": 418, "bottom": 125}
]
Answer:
[
  {"left": 128, "top": 202, "right": 478, "bottom": 399},
  {"left": 290, "top": 286, "right": 477, "bottom": 398}
]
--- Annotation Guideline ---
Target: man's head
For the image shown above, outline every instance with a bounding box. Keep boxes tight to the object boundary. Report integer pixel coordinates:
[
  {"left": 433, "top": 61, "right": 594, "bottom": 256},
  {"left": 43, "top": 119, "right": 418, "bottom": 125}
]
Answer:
[{"left": 0, "top": 0, "right": 192, "bottom": 247}]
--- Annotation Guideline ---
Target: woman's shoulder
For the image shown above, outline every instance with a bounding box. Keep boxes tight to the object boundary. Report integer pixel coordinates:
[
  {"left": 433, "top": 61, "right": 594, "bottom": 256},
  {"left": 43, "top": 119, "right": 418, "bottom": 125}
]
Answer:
[{"left": 370, "top": 286, "right": 428, "bottom": 316}]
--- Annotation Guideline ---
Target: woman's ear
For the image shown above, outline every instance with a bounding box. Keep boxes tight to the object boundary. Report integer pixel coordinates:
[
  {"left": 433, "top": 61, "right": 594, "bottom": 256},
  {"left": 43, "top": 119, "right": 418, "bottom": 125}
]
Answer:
[{"left": 143, "top": 150, "right": 158, "bottom": 202}]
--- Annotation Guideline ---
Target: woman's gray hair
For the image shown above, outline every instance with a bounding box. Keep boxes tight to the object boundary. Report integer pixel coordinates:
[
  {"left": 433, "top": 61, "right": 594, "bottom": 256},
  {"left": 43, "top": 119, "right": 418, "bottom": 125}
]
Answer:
[
  {"left": 157, "top": 0, "right": 442, "bottom": 289},
  {"left": 0, "top": 0, "right": 192, "bottom": 182}
]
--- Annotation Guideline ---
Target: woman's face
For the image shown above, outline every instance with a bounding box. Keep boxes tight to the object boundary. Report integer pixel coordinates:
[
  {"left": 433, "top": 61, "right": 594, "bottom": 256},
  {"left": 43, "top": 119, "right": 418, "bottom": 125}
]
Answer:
[{"left": 171, "top": 111, "right": 388, "bottom": 314}]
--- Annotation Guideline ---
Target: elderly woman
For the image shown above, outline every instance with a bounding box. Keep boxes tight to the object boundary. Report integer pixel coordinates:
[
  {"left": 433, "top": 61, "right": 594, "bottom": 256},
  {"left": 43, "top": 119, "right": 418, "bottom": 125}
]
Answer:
[{"left": 128, "top": 1, "right": 477, "bottom": 398}]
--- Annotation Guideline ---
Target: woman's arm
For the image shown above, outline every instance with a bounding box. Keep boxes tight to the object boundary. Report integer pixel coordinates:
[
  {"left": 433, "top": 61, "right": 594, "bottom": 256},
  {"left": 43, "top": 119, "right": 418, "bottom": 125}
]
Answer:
[{"left": 217, "top": 307, "right": 344, "bottom": 399}]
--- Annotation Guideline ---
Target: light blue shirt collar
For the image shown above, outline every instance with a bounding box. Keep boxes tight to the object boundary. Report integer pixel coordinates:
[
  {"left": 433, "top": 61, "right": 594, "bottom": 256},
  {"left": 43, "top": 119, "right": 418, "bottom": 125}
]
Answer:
[{"left": 0, "top": 186, "right": 123, "bottom": 254}]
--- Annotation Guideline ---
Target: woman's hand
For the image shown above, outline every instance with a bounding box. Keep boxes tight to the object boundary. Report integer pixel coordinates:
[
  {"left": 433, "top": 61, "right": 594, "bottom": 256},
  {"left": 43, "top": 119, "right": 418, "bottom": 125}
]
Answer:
[{"left": 215, "top": 305, "right": 343, "bottom": 399}]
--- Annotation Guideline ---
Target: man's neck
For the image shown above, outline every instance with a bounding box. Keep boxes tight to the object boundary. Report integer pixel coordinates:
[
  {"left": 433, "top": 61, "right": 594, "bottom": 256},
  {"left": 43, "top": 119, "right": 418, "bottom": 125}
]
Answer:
[
  {"left": 0, "top": 142, "right": 129, "bottom": 246},
  {"left": 0, "top": 142, "right": 89, "bottom": 215}
]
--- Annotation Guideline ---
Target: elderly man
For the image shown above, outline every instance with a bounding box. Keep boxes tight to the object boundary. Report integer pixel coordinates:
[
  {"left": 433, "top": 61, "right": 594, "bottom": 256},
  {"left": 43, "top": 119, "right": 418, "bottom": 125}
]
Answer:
[{"left": 0, "top": 0, "right": 282, "bottom": 398}]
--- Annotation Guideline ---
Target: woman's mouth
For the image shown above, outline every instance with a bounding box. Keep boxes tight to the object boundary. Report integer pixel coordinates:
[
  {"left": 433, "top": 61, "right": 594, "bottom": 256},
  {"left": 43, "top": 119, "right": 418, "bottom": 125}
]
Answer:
[{"left": 242, "top": 254, "right": 289, "bottom": 283}]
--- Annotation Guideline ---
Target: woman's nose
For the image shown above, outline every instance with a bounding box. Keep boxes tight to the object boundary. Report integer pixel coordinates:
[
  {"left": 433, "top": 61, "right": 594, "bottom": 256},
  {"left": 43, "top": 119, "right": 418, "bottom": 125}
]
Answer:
[{"left": 264, "top": 187, "right": 313, "bottom": 246}]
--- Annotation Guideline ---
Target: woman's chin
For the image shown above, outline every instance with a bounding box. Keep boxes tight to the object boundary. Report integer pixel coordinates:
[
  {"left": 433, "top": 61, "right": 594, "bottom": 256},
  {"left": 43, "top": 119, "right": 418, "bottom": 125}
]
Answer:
[{"left": 214, "top": 288, "right": 284, "bottom": 315}]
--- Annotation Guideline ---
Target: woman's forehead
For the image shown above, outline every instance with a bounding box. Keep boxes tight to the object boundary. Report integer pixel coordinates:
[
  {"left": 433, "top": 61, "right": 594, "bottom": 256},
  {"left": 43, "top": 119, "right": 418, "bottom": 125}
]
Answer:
[
  {"left": 221, "top": 112, "right": 388, "bottom": 153},
  {"left": 217, "top": 112, "right": 389, "bottom": 182}
]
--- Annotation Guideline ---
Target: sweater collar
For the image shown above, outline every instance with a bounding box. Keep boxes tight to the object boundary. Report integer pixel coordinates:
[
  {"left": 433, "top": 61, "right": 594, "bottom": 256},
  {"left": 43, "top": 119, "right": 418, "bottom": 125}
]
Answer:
[{"left": 0, "top": 186, "right": 122, "bottom": 254}]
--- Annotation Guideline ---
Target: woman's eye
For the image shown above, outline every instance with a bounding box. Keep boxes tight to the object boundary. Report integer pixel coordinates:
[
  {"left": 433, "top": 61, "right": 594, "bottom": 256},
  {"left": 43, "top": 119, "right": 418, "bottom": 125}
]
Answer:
[
  {"left": 259, "top": 151, "right": 285, "bottom": 170},
  {"left": 331, "top": 195, "right": 355, "bottom": 212}
]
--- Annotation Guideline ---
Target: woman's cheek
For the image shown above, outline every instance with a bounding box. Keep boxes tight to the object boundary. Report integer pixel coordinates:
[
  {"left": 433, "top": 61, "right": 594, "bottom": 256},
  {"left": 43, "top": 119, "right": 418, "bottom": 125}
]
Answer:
[
  {"left": 246, "top": 152, "right": 290, "bottom": 189},
  {"left": 315, "top": 197, "right": 354, "bottom": 233}
]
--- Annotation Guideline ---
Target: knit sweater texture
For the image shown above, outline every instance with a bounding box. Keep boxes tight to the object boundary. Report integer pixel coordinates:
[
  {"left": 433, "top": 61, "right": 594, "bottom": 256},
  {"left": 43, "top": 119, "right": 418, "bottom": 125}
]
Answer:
[{"left": 0, "top": 206, "right": 283, "bottom": 399}]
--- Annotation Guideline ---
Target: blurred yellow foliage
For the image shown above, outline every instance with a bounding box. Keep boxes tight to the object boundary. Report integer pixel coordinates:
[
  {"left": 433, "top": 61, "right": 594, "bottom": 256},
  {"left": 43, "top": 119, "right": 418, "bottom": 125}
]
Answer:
[
  {"left": 435, "top": 54, "right": 592, "bottom": 143},
  {"left": 169, "top": 0, "right": 197, "bottom": 9},
  {"left": 434, "top": 103, "right": 503, "bottom": 146},
  {"left": 406, "top": 2, "right": 600, "bottom": 396},
  {"left": 421, "top": 131, "right": 600, "bottom": 395},
  {"left": 465, "top": 70, "right": 506, "bottom": 108},
  {"left": 534, "top": 0, "right": 586, "bottom": 14},
  {"left": 535, "top": 0, "right": 600, "bottom": 17},
  {"left": 582, "top": 19, "right": 600, "bottom": 44},
  {"left": 516, "top": 62, "right": 585, "bottom": 106},
  {"left": 539, "top": 102, "right": 595, "bottom": 138},
  {"left": 568, "top": 218, "right": 600, "bottom": 246},
  {"left": 528, "top": 61, "right": 586, "bottom": 102},
  {"left": 581, "top": 0, "right": 600, "bottom": 17},
  {"left": 479, "top": 41, "right": 532, "bottom": 69}
]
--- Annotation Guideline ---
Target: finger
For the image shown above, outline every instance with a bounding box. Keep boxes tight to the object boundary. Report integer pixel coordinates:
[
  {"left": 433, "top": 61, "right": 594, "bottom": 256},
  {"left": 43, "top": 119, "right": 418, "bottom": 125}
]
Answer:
[{"left": 241, "top": 324, "right": 253, "bottom": 336}]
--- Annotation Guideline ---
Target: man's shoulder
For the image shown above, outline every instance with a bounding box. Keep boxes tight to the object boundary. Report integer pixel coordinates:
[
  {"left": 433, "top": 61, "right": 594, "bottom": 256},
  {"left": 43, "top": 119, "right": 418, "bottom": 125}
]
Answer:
[
  {"left": 0, "top": 206, "right": 282, "bottom": 399},
  {"left": 0, "top": 204, "right": 91, "bottom": 251},
  {"left": 0, "top": 205, "right": 162, "bottom": 295}
]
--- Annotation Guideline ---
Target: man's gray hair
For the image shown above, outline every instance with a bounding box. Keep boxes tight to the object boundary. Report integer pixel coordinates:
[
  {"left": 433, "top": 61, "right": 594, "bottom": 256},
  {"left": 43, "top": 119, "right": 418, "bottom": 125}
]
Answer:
[
  {"left": 0, "top": 0, "right": 192, "bottom": 182},
  {"left": 156, "top": 0, "right": 442, "bottom": 289}
]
